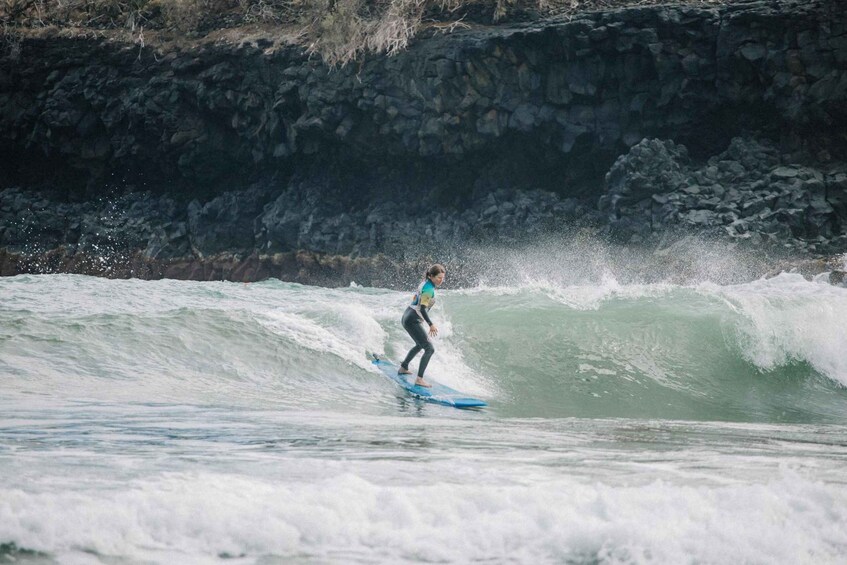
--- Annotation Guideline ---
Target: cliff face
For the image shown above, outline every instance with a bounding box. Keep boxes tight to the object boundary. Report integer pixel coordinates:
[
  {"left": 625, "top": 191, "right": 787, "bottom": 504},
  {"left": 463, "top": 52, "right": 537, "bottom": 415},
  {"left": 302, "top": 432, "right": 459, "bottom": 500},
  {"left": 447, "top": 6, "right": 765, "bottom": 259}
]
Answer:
[
  {"left": 0, "top": 0, "right": 845, "bottom": 284},
  {"left": 3, "top": 0, "right": 845, "bottom": 191}
]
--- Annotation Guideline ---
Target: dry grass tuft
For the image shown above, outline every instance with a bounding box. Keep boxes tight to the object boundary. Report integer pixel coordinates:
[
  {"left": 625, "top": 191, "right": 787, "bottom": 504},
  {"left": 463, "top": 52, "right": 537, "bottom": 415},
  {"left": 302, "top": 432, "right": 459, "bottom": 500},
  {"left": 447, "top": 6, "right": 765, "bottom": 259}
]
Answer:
[{"left": 1, "top": 0, "right": 739, "bottom": 64}]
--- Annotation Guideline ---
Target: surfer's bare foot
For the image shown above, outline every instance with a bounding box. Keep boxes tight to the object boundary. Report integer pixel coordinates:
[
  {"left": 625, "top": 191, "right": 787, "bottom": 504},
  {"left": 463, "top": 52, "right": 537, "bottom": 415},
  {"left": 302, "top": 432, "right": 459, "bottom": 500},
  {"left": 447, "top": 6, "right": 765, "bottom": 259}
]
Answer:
[
  {"left": 415, "top": 377, "right": 432, "bottom": 388},
  {"left": 398, "top": 367, "right": 412, "bottom": 375}
]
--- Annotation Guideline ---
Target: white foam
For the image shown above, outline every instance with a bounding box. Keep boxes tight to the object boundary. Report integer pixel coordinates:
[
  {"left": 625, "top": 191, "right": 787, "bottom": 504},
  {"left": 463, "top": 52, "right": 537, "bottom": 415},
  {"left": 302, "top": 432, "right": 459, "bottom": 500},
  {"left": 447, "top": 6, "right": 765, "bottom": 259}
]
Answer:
[
  {"left": 543, "top": 278, "right": 686, "bottom": 312},
  {"left": 578, "top": 363, "right": 617, "bottom": 376},
  {"left": 2, "top": 470, "right": 846, "bottom": 564},
  {"left": 460, "top": 274, "right": 678, "bottom": 312},
  {"left": 542, "top": 280, "right": 621, "bottom": 311},
  {"left": 701, "top": 273, "right": 847, "bottom": 386}
]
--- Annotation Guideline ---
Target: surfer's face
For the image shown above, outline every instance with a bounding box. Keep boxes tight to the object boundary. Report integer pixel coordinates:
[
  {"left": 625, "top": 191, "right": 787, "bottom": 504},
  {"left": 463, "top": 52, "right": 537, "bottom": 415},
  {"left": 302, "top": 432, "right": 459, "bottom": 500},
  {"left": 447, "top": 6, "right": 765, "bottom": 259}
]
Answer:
[{"left": 431, "top": 272, "right": 445, "bottom": 286}]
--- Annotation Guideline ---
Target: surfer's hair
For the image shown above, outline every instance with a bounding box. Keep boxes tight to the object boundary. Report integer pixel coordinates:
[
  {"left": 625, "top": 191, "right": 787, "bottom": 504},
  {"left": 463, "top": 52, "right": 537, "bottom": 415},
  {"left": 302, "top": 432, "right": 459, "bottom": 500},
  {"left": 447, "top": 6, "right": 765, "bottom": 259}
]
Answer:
[{"left": 426, "top": 264, "right": 446, "bottom": 279}]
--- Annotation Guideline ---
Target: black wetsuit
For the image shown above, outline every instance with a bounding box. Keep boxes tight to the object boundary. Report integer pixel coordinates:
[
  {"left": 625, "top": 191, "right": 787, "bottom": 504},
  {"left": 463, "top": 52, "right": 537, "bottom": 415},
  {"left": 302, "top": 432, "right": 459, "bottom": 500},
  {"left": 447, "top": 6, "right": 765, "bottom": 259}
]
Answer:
[{"left": 400, "top": 279, "right": 436, "bottom": 377}]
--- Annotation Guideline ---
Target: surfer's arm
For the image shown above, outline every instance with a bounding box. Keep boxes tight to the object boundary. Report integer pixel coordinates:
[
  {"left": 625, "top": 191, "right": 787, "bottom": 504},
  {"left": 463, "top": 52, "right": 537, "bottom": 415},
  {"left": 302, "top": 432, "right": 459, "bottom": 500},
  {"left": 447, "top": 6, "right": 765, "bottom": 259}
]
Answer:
[
  {"left": 423, "top": 307, "right": 438, "bottom": 337},
  {"left": 419, "top": 305, "right": 433, "bottom": 327},
  {"left": 417, "top": 286, "right": 435, "bottom": 327}
]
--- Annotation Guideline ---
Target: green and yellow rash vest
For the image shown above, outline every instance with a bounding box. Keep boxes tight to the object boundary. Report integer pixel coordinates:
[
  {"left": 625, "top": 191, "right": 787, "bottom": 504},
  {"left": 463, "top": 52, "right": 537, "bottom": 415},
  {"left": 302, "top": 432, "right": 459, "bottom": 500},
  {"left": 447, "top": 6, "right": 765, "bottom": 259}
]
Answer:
[{"left": 410, "top": 279, "right": 436, "bottom": 326}]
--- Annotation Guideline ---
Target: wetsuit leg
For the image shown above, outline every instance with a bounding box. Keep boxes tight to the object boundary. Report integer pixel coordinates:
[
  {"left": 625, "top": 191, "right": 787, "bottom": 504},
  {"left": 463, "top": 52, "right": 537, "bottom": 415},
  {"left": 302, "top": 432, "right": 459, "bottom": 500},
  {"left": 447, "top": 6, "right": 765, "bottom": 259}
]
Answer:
[
  {"left": 401, "top": 307, "right": 435, "bottom": 376},
  {"left": 417, "top": 339, "right": 435, "bottom": 378},
  {"left": 401, "top": 344, "right": 422, "bottom": 369}
]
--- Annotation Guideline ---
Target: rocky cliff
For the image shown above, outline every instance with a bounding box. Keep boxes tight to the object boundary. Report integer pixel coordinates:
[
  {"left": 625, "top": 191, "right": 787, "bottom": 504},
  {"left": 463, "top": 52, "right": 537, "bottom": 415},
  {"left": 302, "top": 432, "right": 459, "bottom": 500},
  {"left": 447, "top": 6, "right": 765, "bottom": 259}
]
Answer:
[{"left": 1, "top": 0, "right": 845, "bottom": 285}]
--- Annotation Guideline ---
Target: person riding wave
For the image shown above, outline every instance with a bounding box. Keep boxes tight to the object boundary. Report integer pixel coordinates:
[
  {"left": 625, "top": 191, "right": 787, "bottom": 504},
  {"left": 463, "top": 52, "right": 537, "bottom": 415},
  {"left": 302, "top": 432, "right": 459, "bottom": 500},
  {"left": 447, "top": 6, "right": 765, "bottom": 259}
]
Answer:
[{"left": 398, "top": 264, "right": 445, "bottom": 388}]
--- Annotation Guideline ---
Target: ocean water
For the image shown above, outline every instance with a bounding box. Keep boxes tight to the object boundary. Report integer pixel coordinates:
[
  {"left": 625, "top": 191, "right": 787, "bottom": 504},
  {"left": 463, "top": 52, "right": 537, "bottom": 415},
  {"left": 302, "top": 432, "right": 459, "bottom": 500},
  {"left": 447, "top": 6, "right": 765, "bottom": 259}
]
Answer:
[{"left": 2, "top": 264, "right": 847, "bottom": 564}]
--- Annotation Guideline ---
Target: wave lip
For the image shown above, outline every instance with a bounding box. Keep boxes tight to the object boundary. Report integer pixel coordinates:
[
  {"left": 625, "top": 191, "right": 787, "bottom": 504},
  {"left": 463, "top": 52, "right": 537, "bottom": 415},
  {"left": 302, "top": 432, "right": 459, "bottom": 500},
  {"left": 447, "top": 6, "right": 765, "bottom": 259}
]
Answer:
[{"left": 701, "top": 273, "right": 847, "bottom": 387}]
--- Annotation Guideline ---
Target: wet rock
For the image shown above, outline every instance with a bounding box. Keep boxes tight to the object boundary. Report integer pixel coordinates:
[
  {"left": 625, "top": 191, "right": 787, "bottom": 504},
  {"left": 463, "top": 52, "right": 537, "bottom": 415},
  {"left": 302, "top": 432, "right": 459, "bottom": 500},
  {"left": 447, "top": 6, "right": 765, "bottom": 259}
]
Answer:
[
  {"left": 601, "top": 138, "right": 689, "bottom": 216},
  {"left": 188, "top": 186, "right": 271, "bottom": 256},
  {"left": 828, "top": 270, "right": 846, "bottom": 286},
  {"left": 599, "top": 135, "right": 847, "bottom": 254},
  {"left": 772, "top": 166, "right": 800, "bottom": 180}
]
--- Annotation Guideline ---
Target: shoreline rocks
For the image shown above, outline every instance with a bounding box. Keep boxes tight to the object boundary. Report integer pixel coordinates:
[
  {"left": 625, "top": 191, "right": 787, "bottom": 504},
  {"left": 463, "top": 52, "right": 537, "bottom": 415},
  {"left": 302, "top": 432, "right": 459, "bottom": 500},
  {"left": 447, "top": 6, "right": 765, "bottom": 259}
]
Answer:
[
  {"left": 1, "top": 134, "right": 845, "bottom": 286},
  {"left": 601, "top": 137, "right": 847, "bottom": 254}
]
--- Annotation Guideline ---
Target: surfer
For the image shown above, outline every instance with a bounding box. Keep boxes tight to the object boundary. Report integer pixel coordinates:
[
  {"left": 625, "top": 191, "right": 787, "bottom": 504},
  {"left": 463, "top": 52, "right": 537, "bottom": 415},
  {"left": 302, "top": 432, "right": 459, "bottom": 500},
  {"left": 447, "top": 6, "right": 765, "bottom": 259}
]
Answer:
[{"left": 398, "top": 264, "right": 445, "bottom": 387}]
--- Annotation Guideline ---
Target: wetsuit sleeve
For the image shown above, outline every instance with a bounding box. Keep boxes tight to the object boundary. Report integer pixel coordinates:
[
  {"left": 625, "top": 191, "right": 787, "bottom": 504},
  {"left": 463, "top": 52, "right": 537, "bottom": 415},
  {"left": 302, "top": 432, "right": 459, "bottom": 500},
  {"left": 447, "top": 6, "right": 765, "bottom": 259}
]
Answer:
[
  {"left": 418, "top": 285, "right": 435, "bottom": 326},
  {"left": 420, "top": 305, "right": 433, "bottom": 327}
]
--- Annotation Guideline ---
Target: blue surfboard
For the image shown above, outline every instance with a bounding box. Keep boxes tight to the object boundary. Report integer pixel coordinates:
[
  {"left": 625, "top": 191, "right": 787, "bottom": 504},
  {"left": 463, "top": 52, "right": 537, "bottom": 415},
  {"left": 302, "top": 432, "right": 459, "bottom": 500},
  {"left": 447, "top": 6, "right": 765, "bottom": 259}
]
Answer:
[{"left": 371, "top": 354, "right": 487, "bottom": 408}]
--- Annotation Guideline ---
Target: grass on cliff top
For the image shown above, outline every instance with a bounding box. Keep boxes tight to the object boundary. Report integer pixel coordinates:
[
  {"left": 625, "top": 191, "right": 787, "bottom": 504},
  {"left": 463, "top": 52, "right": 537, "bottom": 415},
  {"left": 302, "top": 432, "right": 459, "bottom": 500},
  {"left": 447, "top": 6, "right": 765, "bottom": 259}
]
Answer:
[{"left": 2, "top": 0, "right": 737, "bottom": 65}]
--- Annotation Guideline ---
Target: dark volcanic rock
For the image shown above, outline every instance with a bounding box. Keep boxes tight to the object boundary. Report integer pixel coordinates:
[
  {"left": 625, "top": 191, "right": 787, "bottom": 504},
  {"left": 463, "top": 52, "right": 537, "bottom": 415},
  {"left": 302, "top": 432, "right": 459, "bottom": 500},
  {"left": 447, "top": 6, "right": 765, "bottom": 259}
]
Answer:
[
  {"left": 1, "top": 0, "right": 845, "bottom": 197},
  {"left": 600, "top": 138, "right": 690, "bottom": 218},
  {"left": 602, "top": 137, "right": 847, "bottom": 254},
  {"left": 0, "top": 0, "right": 846, "bottom": 284},
  {"left": 188, "top": 185, "right": 272, "bottom": 256}
]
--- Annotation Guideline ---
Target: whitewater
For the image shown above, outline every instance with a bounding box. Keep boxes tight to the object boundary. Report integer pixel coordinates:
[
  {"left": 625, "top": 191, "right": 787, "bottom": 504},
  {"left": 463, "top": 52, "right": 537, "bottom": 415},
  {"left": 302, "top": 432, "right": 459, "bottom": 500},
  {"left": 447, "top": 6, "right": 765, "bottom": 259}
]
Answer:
[{"left": 2, "top": 258, "right": 847, "bottom": 563}]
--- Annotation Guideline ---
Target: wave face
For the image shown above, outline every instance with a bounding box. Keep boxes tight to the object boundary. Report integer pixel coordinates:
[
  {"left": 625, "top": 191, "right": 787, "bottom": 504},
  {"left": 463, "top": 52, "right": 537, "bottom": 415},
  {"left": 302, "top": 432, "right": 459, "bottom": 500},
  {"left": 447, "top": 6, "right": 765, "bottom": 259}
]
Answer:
[
  {"left": 2, "top": 272, "right": 845, "bottom": 423},
  {"left": 452, "top": 275, "right": 847, "bottom": 422},
  {"left": 2, "top": 271, "right": 847, "bottom": 564}
]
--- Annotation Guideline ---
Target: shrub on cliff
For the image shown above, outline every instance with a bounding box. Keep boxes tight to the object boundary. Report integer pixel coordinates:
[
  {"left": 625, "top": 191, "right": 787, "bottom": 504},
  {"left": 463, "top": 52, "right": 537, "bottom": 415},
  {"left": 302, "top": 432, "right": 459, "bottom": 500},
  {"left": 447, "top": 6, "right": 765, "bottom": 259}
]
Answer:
[
  {"left": 1, "top": 0, "right": 734, "bottom": 63},
  {"left": 305, "top": 0, "right": 428, "bottom": 65}
]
